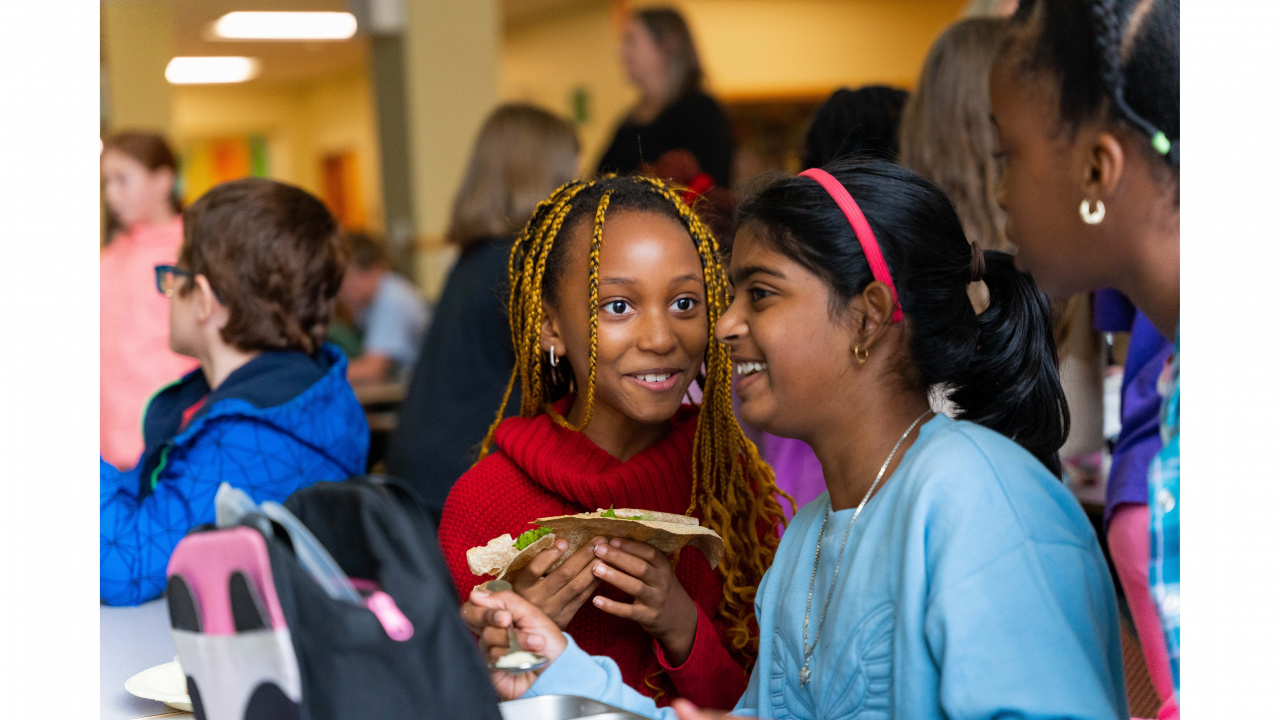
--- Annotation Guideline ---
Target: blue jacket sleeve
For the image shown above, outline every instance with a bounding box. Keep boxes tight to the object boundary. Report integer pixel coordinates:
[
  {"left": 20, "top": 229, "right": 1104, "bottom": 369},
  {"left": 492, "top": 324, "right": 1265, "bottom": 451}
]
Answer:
[
  {"left": 100, "top": 447, "right": 197, "bottom": 606},
  {"left": 99, "top": 417, "right": 320, "bottom": 606}
]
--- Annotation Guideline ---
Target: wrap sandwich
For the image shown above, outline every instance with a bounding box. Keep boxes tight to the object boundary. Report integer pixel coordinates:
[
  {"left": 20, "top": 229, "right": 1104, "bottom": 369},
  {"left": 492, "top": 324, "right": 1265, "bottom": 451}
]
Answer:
[{"left": 466, "top": 508, "right": 724, "bottom": 581}]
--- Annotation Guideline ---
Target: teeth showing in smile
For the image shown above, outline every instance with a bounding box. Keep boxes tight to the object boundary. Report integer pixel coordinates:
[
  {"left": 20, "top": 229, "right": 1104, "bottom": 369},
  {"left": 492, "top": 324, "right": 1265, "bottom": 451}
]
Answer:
[
  {"left": 636, "top": 373, "right": 673, "bottom": 383},
  {"left": 736, "top": 362, "right": 767, "bottom": 377}
]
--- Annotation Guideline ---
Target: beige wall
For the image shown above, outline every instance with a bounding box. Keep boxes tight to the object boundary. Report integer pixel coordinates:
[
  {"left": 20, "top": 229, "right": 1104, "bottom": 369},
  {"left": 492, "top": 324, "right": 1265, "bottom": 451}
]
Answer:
[
  {"left": 103, "top": 0, "right": 174, "bottom": 133},
  {"left": 502, "top": 3, "right": 631, "bottom": 175},
  {"left": 501, "top": 0, "right": 968, "bottom": 172},
  {"left": 402, "top": 0, "right": 501, "bottom": 298},
  {"left": 170, "top": 70, "right": 384, "bottom": 231}
]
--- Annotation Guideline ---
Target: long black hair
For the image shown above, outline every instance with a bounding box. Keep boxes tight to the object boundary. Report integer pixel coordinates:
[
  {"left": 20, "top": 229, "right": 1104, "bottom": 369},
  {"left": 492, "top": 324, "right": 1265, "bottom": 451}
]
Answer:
[
  {"left": 737, "top": 158, "right": 1069, "bottom": 476},
  {"left": 1009, "top": 0, "right": 1179, "bottom": 172}
]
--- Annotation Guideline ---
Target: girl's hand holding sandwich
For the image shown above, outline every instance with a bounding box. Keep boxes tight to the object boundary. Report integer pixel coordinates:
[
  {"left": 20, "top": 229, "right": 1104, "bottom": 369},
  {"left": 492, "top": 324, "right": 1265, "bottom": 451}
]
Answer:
[
  {"left": 508, "top": 536, "right": 606, "bottom": 628},
  {"left": 591, "top": 537, "right": 699, "bottom": 665}
]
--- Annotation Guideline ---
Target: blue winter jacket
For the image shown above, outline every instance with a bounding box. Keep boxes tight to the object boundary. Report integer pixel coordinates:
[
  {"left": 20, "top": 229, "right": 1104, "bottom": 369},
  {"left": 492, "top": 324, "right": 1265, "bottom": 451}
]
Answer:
[{"left": 100, "top": 344, "right": 369, "bottom": 606}]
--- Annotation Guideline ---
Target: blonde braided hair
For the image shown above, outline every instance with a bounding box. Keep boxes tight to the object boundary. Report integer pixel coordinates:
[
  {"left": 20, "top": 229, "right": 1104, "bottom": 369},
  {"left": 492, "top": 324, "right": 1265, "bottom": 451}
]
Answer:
[{"left": 477, "top": 175, "right": 791, "bottom": 673}]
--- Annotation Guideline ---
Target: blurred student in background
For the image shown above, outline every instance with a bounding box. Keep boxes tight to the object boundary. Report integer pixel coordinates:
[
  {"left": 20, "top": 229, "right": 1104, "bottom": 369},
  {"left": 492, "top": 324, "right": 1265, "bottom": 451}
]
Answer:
[
  {"left": 991, "top": 0, "right": 1180, "bottom": 716},
  {"left": 101, "top": 178, "right": 368, "bottom": 606},
  {"left": 802, "top": 85, "right": 908, "bottom": 169},
  {"left": 899, "top": 17, "right": 1010, "bottom": 252},
  {"left": 386, "top": 104, "right": 579, "bottom": 522},
  {"left": 337, "top": 232, "right": 430, "bottom": 384},
  {"left": 101, "top": 131, "right": 199, "bottom": 469},
  {"left": 598, "top": 7, "right": 734, "bottom": 189},
  {"left": 760, "top": 84, "right": 909, "bottom": 518}
]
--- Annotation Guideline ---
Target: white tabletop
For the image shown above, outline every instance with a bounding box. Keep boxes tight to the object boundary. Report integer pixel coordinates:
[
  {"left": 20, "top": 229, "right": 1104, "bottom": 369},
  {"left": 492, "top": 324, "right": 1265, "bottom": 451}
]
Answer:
[{"left": 100, "top": 601, "right": 193, "bottom": 720}]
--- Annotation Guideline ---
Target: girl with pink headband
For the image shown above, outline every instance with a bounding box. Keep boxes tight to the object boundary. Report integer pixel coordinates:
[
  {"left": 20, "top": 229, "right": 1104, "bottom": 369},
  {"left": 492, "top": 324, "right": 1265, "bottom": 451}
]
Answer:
[{"left": 467, "top": 159, "right": 1126, "bottom": 719}]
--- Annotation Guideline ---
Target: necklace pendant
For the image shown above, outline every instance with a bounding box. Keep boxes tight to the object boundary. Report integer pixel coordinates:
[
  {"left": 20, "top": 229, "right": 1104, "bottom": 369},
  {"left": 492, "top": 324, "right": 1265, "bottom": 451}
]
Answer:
[{"left": 798, "top": 664, "right": 811, "bottom": 686}]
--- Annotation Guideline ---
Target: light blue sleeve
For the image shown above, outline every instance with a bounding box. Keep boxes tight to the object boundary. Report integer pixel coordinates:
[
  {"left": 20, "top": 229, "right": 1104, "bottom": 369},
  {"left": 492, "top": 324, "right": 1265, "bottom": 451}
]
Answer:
[
  {"left": 526, "top": 636, "right": 676, "bottom": 720},
  {"left": 527, "top": 636, "right": 761, "bottom": 719},
  {"left": 362, "top": 275, "right": 429, "bottom": 367}
]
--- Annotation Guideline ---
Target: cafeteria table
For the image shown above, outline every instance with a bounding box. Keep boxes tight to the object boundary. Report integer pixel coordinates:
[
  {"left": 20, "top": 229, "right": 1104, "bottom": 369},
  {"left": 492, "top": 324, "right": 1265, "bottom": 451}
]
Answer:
[{"left": 101, "top": 600, "right": 193, "bottom": 720}]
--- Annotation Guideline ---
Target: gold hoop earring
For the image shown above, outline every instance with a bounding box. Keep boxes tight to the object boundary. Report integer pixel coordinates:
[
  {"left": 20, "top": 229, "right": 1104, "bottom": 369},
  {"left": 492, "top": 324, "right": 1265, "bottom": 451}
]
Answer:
[
  {"left": 1079, "top": 198, "right": 1106, "bottom": 225},
  {"left": 854, "top": 345, "right": 869, "bottom": 364}
]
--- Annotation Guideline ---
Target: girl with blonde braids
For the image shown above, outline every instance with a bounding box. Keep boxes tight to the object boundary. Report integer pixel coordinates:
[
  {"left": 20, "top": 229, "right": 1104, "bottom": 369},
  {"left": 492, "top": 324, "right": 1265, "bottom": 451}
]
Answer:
[{"left": 441, "top": 175, "right": 788, "bottom": 707}]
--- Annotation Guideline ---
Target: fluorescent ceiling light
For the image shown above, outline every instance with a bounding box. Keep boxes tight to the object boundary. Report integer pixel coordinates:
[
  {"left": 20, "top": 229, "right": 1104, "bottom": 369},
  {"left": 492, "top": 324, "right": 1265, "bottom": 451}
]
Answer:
[
  {"left": 165, "top": 57, "right": 261, "bottom": 85},
  {"left": 211, "top": 11, "right": 358, "bottom": 41}
]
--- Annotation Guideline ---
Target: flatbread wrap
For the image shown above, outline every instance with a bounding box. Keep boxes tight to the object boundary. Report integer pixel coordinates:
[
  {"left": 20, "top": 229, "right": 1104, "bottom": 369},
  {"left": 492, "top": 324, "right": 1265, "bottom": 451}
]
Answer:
[{"left": 465, "top": 507, "right": 723, "bottom": 580}]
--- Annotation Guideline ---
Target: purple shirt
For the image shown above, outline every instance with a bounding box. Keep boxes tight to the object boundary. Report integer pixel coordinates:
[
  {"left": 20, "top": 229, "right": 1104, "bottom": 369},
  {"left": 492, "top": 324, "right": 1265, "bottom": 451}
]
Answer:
[
  {"left": 1094, "top": 290, "right": 1174, "bottom": 526},
  {"left": 761, "top": 434, "right": 826, "bottom": 520}
]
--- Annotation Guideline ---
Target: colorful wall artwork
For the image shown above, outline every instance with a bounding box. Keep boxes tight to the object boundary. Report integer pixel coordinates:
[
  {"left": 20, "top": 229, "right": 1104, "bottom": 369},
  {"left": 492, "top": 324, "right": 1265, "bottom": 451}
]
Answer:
[{"left": 180, "top": 135, "right": 270, "bottom": 206}]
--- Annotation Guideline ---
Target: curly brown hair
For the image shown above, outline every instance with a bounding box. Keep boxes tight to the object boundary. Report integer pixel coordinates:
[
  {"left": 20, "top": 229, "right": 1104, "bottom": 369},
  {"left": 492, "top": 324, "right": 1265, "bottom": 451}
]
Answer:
[{"left": 179, "top": 178, "right": 346, "bottom": 355}]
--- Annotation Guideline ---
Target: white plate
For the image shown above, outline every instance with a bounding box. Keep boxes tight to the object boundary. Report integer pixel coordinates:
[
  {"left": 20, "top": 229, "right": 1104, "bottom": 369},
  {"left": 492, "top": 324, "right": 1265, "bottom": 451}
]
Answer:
[{"left": 125, "top": 658, "right": 194, "bottom": 712}]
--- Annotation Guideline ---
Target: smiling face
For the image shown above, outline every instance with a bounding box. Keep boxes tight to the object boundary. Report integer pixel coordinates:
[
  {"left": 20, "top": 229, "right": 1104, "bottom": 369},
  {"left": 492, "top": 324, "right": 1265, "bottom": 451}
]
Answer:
[
  {"left": 543, "top": 209, "right": 709, "bottom": 433},
  {"left": 716, "top": 225, "right": 860, "bottom": 439},
  {"left": 989, "top": 30, "right": 1114, "bottom": 298}
]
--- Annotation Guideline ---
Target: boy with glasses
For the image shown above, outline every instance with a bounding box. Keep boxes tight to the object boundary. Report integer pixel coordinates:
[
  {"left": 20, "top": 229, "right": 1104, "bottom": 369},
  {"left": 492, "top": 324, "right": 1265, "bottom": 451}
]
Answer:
[{"left": 101, "top": 178, "right": 369, "bottom": 606}]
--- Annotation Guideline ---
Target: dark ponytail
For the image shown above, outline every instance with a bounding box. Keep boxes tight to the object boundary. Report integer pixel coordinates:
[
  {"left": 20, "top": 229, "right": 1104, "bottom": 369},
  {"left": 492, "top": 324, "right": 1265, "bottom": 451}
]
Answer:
[
  {"left": 948, "top": 251, "right": 1069, "bottom": 476},
  {"left": 737, "top": 158, "right": 1068, "bottom": 475}
]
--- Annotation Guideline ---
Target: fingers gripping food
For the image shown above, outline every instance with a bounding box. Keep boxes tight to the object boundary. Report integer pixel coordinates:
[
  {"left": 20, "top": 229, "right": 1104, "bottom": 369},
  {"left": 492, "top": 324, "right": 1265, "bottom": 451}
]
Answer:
[{"left": 466, "top": 508, "right": 724, "bottom": 580}]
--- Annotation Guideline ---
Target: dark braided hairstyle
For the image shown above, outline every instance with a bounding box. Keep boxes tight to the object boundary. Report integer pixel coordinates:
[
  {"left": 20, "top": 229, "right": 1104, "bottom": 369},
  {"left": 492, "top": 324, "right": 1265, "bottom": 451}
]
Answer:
[{"left": 1010, "top": 0, "right": 1179, "bottom": 172}]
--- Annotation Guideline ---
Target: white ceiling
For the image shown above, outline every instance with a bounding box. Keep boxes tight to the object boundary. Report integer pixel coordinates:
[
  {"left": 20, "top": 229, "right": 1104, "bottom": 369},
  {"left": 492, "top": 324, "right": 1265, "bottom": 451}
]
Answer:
[
  {"left": 168, "top": 0, "right": 605, "bottom": 85},
  {"left": 171, "top": 0, "right": 367, "bottom": 85}
]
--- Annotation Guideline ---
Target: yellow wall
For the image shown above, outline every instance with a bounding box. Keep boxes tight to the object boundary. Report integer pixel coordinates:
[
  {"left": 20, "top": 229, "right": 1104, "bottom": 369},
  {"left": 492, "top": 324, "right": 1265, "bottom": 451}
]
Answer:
[
  {"left": 501, "top": 0, "right": 968, "bottom": 172},
  {"left": 670, "top": 0, "right": 969, "bottom": 97},
  {"left": 170, "top": 70, "right": 384, "bottom": 231}
]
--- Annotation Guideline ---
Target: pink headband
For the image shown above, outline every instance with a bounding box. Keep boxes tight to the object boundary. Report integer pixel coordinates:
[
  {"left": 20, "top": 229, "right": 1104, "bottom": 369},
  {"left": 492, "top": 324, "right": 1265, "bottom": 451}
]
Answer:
[{"left": 798, "top": 168, "right": 902, "bottom": 323}]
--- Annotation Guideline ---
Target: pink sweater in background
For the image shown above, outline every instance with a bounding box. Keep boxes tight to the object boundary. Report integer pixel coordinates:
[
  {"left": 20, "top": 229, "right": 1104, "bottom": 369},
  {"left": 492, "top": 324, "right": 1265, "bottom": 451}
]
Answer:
[{"left": 100, "top": 217, "right": 199, "bottom": 470}]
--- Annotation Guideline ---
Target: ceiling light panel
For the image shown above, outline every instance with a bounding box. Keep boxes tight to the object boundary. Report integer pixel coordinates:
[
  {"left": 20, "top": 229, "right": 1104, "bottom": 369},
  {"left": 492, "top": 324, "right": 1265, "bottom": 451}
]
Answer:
[
  {"left": 165, "top": 57, "right": 261, "bottom": 84},
  {"left": 211, "top": 11, "right": 358, "bottom": 41}
]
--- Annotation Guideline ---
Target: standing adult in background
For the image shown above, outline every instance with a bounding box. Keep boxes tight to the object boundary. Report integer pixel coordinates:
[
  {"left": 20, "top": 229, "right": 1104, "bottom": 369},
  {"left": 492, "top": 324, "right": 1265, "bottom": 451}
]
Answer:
[
  {"left": 761, "top": 84, "right": 911, "bottom": 519},
  {"left": 990, "top": 0, "right": 1179, "bottom": 716},
  {"left": 337, "top": 232, "right": 431, "bottom": 384},
  {"left": 100, "top": 131, "right": 198, "bottom": 470},
  {"left": 597, "top": 6, "right": 734, "bottom": 188},
  {"left": 385, "top": 104, "right": 579, "bottom": 522}
]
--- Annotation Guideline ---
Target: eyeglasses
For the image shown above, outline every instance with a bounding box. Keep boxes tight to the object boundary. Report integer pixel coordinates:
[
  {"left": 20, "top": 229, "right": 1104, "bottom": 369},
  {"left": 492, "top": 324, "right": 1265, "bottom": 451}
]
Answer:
[{"left": 154, "top": 265, "right": 194, "bottom": 297}]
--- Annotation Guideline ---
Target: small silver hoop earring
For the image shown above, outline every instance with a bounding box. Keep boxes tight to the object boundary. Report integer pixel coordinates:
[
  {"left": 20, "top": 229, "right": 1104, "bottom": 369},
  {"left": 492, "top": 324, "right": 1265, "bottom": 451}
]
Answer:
[
  {"left": 549, "top": 345, "right": 558, "bottom": 368},
  {"left": 1079, "top": 198, "right": 1106, "bottom": 225}
]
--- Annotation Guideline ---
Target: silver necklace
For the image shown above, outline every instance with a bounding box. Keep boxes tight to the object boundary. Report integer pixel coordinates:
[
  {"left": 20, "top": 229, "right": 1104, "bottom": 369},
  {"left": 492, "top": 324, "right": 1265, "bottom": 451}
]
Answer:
[{"left": 798, "top": 409, "right": 932, "bottom": 687}]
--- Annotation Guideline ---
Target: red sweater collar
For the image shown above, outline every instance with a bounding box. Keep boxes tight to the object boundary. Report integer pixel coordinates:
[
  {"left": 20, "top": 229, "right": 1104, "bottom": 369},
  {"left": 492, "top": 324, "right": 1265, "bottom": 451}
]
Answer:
[{"left": 492, "top": 397, "right": 700, "bottom": 515}]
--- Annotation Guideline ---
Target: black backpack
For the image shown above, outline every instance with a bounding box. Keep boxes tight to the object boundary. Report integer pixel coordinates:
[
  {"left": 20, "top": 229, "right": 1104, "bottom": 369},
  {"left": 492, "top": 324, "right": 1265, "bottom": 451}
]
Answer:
[{"left": 165, "top": 475, "right": 501, "bottom": 720}]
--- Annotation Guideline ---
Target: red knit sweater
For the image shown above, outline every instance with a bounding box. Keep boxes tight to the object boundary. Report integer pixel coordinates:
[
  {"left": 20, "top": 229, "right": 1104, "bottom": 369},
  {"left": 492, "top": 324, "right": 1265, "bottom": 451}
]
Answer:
[{"left": 438, "top": 401, "right": 749, "bottom": 708}]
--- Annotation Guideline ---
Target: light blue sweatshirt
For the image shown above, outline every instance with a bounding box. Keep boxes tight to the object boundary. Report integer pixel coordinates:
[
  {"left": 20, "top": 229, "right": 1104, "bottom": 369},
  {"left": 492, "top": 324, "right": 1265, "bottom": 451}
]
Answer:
[{"left": 524, "top": 415, "right": 1127, "bottom": 719}]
